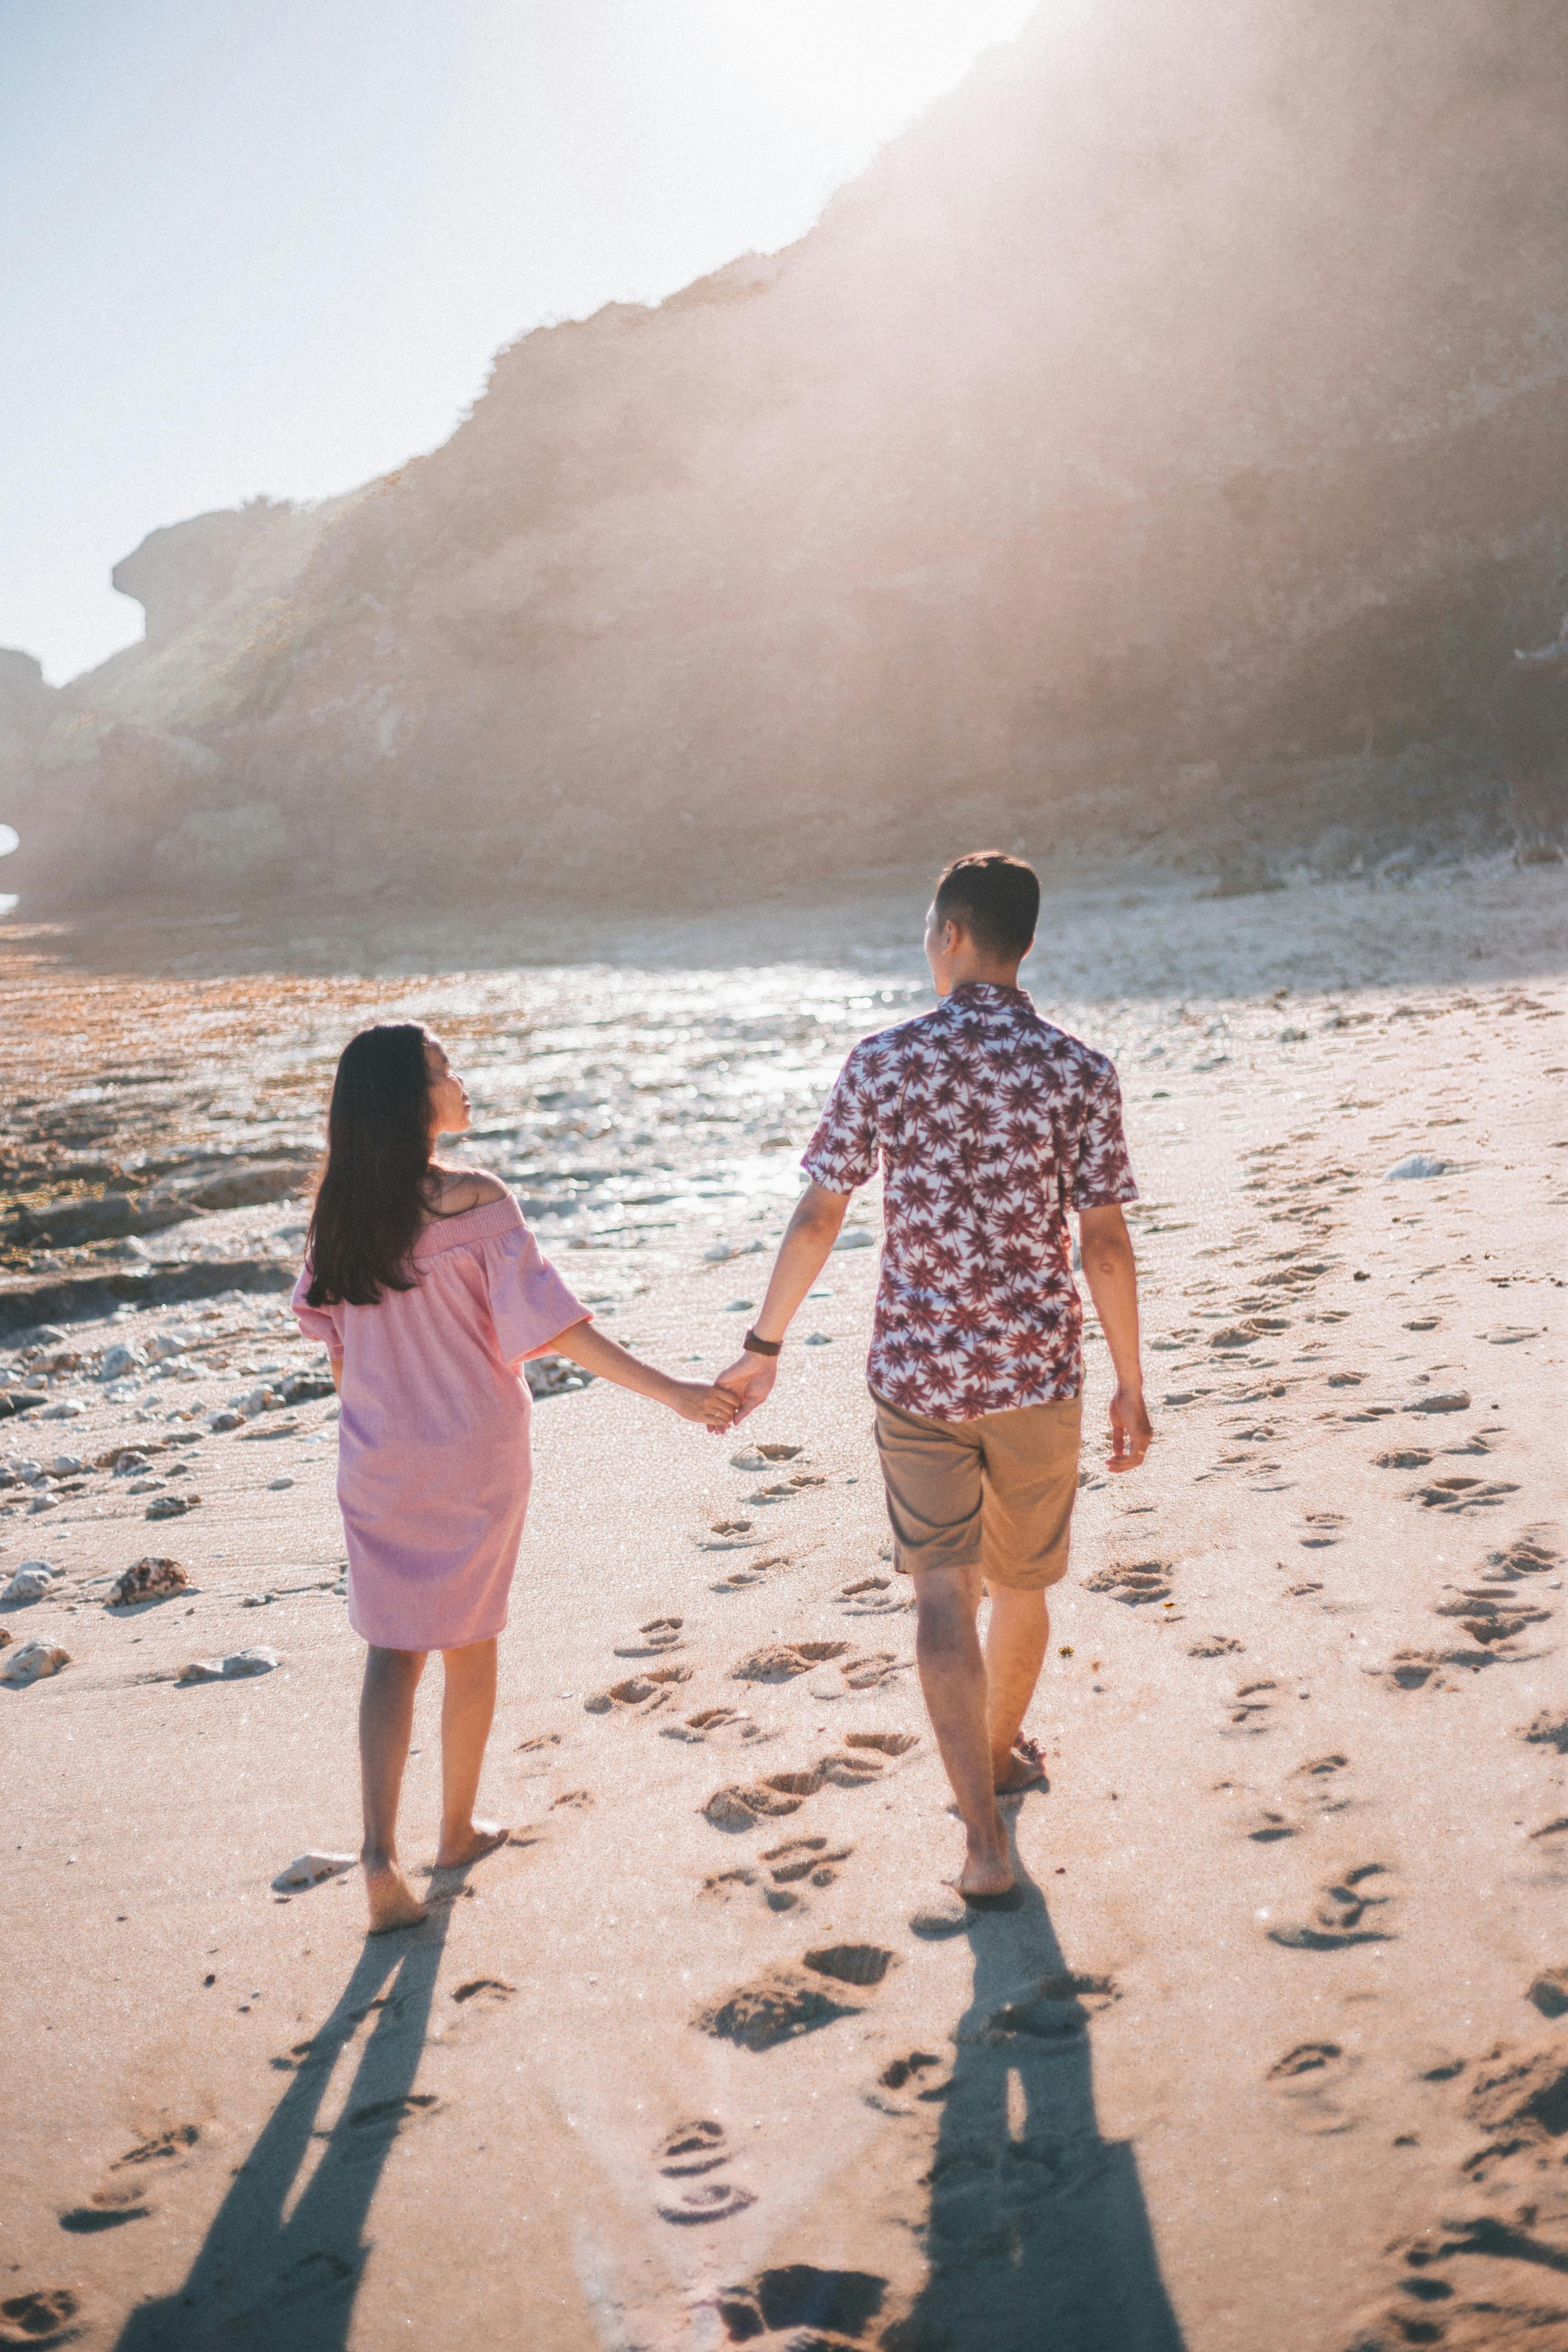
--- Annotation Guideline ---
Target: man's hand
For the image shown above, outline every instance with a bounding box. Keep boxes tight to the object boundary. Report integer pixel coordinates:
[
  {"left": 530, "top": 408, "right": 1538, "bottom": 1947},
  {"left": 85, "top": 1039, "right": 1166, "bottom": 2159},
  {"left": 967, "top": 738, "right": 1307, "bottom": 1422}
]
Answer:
[
  {"left": 713, "top": 1352, "right": 777, "bottom": 1429},
  {"left": 1106, "top": 1381, "right": 1152, "bottom": 1472}
]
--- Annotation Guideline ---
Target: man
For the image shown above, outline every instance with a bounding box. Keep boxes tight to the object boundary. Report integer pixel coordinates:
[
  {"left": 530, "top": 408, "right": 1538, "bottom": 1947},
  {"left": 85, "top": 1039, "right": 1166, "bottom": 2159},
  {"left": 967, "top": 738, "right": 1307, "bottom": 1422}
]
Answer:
[{"left": 715, "top": 851, "right": 1152, "bottom": 1902}]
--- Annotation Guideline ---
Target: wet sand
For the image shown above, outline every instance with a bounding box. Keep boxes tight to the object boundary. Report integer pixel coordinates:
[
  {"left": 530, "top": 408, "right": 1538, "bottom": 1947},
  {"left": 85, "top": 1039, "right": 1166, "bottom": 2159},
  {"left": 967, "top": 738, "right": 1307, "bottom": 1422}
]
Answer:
[{"left": 2, "top": 856, "right": 1565, "bottom": 2352}]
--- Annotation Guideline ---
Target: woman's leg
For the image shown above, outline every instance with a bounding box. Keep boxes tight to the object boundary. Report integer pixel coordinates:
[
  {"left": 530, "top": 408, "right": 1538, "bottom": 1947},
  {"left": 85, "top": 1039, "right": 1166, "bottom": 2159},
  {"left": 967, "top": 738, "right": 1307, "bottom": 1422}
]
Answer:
[
  {"left": 360, "top": 1644, "right": 429, "bottom": 1932},
  {"left": 434, "top": 1637, "right": 508, "bottom": 1868}
]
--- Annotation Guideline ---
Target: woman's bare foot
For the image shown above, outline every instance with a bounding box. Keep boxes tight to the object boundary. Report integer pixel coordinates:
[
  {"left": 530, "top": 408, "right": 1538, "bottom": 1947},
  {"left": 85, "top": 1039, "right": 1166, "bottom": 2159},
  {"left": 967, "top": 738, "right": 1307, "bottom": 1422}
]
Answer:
[
  {"left": 993, "top": 1734, "right": 1049, "bottom": 1796},
  {"left": 364, "top": 1856, "right": 427, "bottom": 1934},
  {"left": 432, "top": 1818, "right": 510, "bottom": 1870}
]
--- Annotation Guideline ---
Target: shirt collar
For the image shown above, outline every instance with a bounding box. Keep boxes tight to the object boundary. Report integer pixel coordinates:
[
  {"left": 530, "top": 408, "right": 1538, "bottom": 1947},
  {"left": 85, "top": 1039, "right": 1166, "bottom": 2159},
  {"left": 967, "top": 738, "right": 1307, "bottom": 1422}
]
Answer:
[{"left": 946, "top": 980, "right": 1033, "bottom": 1010}]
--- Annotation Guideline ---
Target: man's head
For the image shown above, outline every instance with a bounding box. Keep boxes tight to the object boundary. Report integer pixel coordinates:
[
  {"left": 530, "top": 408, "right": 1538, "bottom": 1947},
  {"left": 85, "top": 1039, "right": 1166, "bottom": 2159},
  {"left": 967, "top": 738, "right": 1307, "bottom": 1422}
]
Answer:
[{"left": 925, "top": 851, "right": 1039, "bottom": 995}]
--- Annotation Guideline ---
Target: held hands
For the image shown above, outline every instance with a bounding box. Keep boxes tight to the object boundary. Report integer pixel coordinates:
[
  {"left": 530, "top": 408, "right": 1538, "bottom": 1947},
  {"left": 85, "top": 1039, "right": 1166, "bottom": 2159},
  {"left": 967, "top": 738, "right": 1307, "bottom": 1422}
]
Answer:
[
  {"left": 1106, "top": 1381, "right": 1153, "bottom": 1472},
  {"left": 665, "top": 1378, "right": 742, "bottom": 1430},
  {"left": 709, "top": 1351, "right": 777, "bottom": 1430}
]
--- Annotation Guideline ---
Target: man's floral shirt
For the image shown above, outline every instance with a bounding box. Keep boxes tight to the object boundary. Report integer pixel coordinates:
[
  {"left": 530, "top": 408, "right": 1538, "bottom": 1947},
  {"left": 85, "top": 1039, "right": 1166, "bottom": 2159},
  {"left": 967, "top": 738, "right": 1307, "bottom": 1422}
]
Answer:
[{"left": 801, "top": 982, "right": 1136, "bottom": 1421}]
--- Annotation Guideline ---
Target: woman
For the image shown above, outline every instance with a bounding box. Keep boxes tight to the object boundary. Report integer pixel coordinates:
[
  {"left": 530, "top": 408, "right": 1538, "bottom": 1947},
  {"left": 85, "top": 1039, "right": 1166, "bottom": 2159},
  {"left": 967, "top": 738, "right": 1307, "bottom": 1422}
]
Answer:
[{"left": 293, "top": 1023, "right": 736, "bottom": 1932}]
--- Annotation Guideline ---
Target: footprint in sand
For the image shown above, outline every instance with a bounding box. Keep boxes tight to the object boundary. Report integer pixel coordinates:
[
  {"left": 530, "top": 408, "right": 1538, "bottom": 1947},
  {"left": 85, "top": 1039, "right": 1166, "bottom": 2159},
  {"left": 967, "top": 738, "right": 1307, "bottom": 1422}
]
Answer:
[
  {"left": 1521, "top": 1711, "right": 1568, "bottom": 1756},
  {"left": 1236, "top": 1754, "right": 1353, "bottom": 1842},
  {"left": 1267, "top": 1862, "right": 1397, "bottom": 1950},
  {"left": 710, "top": 2266, "right": 888, "bottom": 2344},
  {"left": 1414, "top": 1474, "right": 1521, "bottom": 1513},
  {"left": 1084, "top": 1560, "right": 1176, "bottom": 1607},
  {"left": 1528, "top": 1966, "right": 1568, "bottom": 2019},
  {"left": 1299, "top": 1513, "right": 1347, "bottom": 1548},
  {"left": 835, "top": 1574, "right": 912, "bottom": 1617},
  {"left": 731, "top": 1639, "right": 849, "bottom": 1682},
  {"left": 0, "top": 2289, "right": 81, "bottom": 2348},
  {"left": 451, "top": 1977, "right": 515, "bottom": 2009},
  {"left": 972, "top": 1971, "right": 1120, "bottom": 2046},
  {"left": 866, "top": 2050, "right": 949, "bottom": 2115},
  {"left": 1431, "top": 1589, "right": 1552, "bottom": 1648},
  {"left": 713, "top": 1550, "right": 793, "bottom": 1591},
  {"left": 1485, "top": 1531, "right": 1561, "bottom": 1581},
  {"left": 1525, "top": 1818, "right": 1568, "bottom": 1890},
  {"left": 761, "top": 1835, "right": 854, "bottom": 1908},
  {"left": 661, "top": 1704, "right": 769, "bottom": 1746},
  {"left": 1223, "top": 1680, "right": 1280, "bottom": 1736},
  {"left": 583, "top": 1663, "right": 692, "bottom": 1715},
  {"left": 654, "top": 2119, "right": 756, "bottom": 2226},
  {"left": 695, "top": 1963, "right": 882, "bottom": 2050},
  {"left": 702, "top": 1746, "right": 885, "bottom": 1831},
  {"left": 1188, "top": 1633, "right": 1244, "bottom": 1657},
  {"left": 1266, "top": 2041, "right": 1361, "bottom": 2135},
  {"left": 613, "top": 1616, "right": 685, "bottom": 1657},
  {"left": 59, "top": 2125, "right": 200, "bottom": 2234}
]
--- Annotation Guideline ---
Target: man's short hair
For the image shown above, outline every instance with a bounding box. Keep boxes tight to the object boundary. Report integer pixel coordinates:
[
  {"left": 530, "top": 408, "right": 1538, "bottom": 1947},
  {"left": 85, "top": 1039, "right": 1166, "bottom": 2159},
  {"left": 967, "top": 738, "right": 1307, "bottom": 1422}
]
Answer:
[{"left": 933, "top": 851, "right": 1040, "bottom": 959}]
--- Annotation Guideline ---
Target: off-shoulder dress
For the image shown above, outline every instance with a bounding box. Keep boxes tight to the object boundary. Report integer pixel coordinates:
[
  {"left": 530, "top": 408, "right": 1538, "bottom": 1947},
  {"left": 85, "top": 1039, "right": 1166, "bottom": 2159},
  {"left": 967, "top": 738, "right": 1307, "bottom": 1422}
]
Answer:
[{"left": 291, "top": 1190, "right": 588, "bottom": 1651}]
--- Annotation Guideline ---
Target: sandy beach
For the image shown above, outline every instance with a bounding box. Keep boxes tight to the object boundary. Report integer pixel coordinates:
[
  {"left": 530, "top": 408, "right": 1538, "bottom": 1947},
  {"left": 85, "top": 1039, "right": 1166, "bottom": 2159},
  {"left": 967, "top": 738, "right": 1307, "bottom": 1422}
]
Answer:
[{"left": 2, "top": 856, "right": 1565, "bottom": 2352}]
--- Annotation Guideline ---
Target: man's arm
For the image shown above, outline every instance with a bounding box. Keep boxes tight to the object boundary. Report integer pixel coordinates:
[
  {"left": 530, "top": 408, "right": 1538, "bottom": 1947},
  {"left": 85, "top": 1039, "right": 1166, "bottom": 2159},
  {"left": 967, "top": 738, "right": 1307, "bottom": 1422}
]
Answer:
[
  {"left": 1076, "top": 1203, "right": 1152, "bottom": 1471},
  {"left": 712, "top": 1181, "right": 851, "bottom": 1424}
]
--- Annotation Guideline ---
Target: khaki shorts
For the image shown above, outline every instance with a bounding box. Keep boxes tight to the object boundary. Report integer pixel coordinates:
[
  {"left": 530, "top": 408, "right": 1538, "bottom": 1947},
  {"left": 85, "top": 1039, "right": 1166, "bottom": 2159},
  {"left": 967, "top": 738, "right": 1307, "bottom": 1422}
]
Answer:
[{"left": 872, "top": 1390, "right": 1082, "bottom": 1594}]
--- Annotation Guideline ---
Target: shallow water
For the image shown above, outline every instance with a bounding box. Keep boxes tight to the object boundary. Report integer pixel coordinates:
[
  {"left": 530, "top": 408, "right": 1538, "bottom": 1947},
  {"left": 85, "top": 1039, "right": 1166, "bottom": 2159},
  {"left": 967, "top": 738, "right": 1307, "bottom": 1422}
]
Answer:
[{"left": 0, "top": 949, "right": 1197, "bottom": 1269}]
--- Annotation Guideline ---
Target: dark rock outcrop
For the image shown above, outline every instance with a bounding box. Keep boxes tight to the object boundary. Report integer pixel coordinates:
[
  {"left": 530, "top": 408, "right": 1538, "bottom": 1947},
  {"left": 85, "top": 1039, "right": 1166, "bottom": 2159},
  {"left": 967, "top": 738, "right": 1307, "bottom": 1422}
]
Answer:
[{"left": 3, "top": 0, "right": 1564, "bottom": 910}]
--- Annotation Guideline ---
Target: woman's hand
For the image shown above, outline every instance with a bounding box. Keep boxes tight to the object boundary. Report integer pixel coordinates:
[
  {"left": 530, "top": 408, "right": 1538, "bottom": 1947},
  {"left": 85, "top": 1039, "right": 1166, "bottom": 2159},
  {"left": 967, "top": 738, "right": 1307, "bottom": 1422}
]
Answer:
[{"left": 665, "top": 1379, "right": 741, "bottom": 1429}]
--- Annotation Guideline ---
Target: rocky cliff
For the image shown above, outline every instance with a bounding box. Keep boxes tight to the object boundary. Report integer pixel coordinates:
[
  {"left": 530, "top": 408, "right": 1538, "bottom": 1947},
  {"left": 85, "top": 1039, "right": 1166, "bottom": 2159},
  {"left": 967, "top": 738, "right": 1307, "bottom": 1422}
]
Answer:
[{"left": 7, "top": 0, "right": 1565, "bottom": 914}]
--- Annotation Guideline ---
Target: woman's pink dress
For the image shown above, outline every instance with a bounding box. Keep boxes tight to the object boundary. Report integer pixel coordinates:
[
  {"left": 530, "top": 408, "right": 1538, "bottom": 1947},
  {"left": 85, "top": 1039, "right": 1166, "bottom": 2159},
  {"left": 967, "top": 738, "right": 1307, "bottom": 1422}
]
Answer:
[{"left": 291, "top": 1191, "right": 588, "bottom": 1651}]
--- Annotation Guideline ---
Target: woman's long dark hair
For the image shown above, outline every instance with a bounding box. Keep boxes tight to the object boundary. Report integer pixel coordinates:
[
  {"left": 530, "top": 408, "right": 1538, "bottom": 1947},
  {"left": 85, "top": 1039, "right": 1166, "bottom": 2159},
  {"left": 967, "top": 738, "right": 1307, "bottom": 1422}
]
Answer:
[{"left": 306, "top": 1024, "right": 435, "bottom": 1305}]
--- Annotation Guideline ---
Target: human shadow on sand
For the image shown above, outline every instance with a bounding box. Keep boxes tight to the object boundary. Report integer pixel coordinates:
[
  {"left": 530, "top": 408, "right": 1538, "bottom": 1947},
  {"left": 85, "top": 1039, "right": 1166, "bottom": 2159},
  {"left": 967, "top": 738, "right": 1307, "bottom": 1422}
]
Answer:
[
  {"left": 896, "top": 1855, "right": 1186, "bottom": 2352},
  {"left": 115, "top": 1897, "right": 456, "bottom": 2352}
]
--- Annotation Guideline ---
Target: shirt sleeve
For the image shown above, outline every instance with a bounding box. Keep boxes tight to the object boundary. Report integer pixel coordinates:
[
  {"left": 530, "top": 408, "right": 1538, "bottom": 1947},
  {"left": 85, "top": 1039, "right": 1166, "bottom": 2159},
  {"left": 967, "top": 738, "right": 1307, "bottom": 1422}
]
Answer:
[
  {"left": 291, "top": 1256, "right": 344, "bottom": 1357},
  {"left": 1067, "top": 1063, "right": 1139, "bottom": 1209},
  {"left": 484, "top": 1223, "right": 592, "bottom": 1363},
  {"left": 800, "top": 1047, "right": 879, "bottom": 1193}
]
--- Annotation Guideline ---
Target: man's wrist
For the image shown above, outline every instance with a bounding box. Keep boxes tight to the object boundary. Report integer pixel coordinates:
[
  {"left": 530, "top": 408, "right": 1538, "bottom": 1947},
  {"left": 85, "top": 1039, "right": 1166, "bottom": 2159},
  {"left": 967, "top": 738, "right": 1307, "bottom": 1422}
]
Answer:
[{"left": 743, "top": 1328, "right": 782, "bottom": 1358}]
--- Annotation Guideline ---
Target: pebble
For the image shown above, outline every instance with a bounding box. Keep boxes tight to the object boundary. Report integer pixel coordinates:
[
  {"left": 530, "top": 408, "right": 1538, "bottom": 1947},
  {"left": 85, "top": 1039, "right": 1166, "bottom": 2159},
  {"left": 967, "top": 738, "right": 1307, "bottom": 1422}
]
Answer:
[
  {"left": 49, "top": 1455, "right": 86, "bottom": 1475},
  {"left": 1384, "top": 1153, "right": 1449, "bottom": 1179},
  {"left": 3, "top": 1562, "right": 57, "bottom": 1602},
  {"left": 271, "top": 1850, "right": 356, "bottom": 1892},
  {"left": 98, "top": 1344, "right": 146, "bottom": 1381},
  {"left": 108, "top": 1556, "right": 188, "bottom": 1606},
  {"left": 804, "top": 1332, "right": 833, "bottom": 1346},
  {"left": 208, "top": 1410, "right": 243, "bottom": 1432},
  {"left": 146, "top": 1494, "right": 199, "bottom": 1519},
  {"left": 178, "top": 1646, "right": 281, "bottom": 1684},
  {"left": 39, "top": 1400, "right": 85, "bottom": 1419},
  {"left": 831, "top": 1228, "right": 876, "bottom": 1251},
  {"left": 2, "top": 1638, "right": 71, "bottom": 1684},
  {"left": 1403, "top": 1391, "right": 1471, "bottom": 1415}
]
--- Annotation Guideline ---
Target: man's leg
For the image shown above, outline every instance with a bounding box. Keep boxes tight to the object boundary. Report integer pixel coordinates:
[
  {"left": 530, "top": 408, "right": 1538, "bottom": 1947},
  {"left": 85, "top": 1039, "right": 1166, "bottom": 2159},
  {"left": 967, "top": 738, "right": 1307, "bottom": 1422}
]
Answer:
[
  {"left": 977, "top": 1394, "right": 1082, "bottom": 1792},
  {"left": 984, "top": 1585, "right": 1050, "bottom": 1791},
  {"left": 914, "top": 1563, "right": 1014, "bottom": 1898}
]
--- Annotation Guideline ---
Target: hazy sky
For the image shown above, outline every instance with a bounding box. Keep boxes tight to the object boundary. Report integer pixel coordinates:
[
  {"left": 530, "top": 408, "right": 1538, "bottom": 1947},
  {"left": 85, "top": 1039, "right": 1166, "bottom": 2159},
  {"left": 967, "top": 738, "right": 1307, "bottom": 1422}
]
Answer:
[{"left": 0, "top": 0, "right": 1042, "bottom": 686}]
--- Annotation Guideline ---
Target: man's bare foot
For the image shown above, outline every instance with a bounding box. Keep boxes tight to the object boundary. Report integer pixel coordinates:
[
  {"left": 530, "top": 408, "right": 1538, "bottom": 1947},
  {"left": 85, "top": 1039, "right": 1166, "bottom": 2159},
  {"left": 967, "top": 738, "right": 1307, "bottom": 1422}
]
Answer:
[
  {"left": 364, "top": 1859, "right": 427, "bottom": 1934},
  {"left": 954, "top": 1808, "right": 1014, "bottom": 1900},
  {"left": 993, "top": 1734, "right": 1049, "bottom": 1796},
  {"left": 432, "top": 1818, "right": 509, "bottom": 1870}
]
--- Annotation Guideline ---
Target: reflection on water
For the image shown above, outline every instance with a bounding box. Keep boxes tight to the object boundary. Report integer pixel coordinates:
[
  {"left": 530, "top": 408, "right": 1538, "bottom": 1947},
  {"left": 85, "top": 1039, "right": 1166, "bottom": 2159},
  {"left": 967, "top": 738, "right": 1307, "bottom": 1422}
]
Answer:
[{"left": 0, "top": 953, "right": 1180, "bottom": 1260}]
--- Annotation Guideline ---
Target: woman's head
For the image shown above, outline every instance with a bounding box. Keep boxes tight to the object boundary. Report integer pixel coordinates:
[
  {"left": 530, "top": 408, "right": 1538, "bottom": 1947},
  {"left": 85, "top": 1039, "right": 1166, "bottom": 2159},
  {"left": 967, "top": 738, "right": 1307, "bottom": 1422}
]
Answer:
[{"left": 305, "top": 1024, "right": 469, "bottom": 1306}]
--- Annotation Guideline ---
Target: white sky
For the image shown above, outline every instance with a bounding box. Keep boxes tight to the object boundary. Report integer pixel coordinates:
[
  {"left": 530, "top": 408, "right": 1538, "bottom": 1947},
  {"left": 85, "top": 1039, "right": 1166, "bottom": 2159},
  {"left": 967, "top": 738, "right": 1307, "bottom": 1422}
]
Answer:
[{"left": 0, "top": 0, "right": 1043, "bottom": 686}]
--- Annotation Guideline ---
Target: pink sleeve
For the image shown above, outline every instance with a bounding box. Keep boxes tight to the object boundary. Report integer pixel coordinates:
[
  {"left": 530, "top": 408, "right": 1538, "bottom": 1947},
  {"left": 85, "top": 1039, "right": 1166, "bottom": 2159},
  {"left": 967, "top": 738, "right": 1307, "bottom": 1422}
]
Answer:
[
  {"left": 484, "top": 1225, "right": 591, "bottom": 1363},
  {"left": 291, "top": 1256, "right": 344, "bottom": 1357}
]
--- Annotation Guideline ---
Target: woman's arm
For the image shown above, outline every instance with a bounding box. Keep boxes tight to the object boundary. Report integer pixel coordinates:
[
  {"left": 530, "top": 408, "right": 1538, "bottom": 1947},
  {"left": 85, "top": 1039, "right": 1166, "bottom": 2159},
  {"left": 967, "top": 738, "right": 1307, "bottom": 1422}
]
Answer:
[{"left": 550, "top": 1319, "right": 736, "bottom": 1428}]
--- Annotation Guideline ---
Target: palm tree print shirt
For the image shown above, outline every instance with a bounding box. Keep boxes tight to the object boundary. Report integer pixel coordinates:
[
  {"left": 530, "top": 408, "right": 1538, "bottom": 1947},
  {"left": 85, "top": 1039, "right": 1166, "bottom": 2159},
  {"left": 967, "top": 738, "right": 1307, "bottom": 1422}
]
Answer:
[{"left": 800, "top": 982, "right": 1137, "bottom": 1421}]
